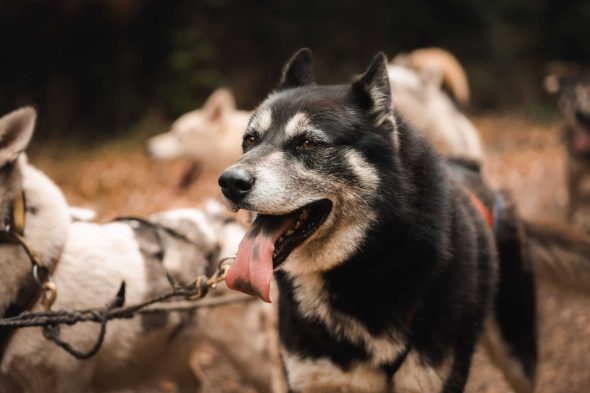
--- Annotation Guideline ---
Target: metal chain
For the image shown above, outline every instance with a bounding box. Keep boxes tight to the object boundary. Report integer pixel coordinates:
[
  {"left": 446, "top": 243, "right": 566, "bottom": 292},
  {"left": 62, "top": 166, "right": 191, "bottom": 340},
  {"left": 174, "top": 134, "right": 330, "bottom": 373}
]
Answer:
[
  {"left": 0, "top": 256, "right": 245, "bottom": 359},
  {"left": 1, "top": 212, "right": 248, "bottom": 360},
  {"left": 4, "top": 230, "right": 58, "bottom": 310}
]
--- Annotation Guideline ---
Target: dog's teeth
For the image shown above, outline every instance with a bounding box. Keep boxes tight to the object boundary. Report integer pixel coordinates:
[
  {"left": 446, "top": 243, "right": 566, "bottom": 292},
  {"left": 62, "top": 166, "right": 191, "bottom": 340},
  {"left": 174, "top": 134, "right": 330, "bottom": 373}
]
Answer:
[
  {"left": 300, "top": 208, "right": 310, "bottom": 221},
  {"left": 278, "top": 236, "right": 284, "bottom": 243},
  {"left": 294, "top": 220, "right": 302, "bottom": 229},
  {"left": 286, "top": 229, "right": 295, "bottom": 236}
]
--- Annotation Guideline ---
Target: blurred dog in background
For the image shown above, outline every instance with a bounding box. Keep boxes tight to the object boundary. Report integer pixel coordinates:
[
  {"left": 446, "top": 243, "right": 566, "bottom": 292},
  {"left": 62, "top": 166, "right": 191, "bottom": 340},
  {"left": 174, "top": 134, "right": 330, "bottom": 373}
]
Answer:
[
  {"left": 388, "top": 47, "right": 484, "bottom": 161},
  {"left": 545, "top": 72, "right": 590, "bottom": 232},
  {"left": 146, "top": 88, "right": 251, "bottom": 189}
]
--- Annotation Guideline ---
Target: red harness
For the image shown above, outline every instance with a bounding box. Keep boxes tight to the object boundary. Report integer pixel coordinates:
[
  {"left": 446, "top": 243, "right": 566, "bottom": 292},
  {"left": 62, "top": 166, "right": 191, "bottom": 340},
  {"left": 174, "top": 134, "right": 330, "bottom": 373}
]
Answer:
[{"left": 467, "top": 191, "right": 496, "bottom": 230}]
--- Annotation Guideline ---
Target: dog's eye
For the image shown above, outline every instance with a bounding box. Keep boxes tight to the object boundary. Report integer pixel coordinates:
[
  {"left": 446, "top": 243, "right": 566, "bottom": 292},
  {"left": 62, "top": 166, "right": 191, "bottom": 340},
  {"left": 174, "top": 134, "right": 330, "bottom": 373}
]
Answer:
[
  {"left": 297, "top": 139, "right": 317, "bottom": 150},
  {"left": 244, "top": 135, "right": 258, "bottom": 147}
]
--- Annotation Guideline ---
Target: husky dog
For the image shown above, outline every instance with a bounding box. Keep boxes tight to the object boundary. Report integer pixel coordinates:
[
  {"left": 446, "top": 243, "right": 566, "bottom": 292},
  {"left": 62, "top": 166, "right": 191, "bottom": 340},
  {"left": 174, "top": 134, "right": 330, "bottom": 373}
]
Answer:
[
  {"left": 219, "top": 49, "right": 590, "bottom": 393},
  {"left": 218, "top": 49, "right": 504, "bottom": 393},
  {"left": 545, "top": 73, "right": 590, "bottom": 232},
  {"left": 146, "top": 88, "right": 251, "bottom": 187},
  {"left": 0, "top": 107, "right": 277, "bottom": 393},
  {"left": 388, "top": 48, "right": 484, "bottom": 161}
]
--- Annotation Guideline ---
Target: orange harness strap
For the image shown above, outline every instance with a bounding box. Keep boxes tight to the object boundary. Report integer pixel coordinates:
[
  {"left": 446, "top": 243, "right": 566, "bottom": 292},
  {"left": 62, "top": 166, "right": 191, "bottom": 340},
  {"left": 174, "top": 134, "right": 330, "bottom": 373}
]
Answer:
[{"left": 467, "top": 191, "right": 495, "bottom": 230}]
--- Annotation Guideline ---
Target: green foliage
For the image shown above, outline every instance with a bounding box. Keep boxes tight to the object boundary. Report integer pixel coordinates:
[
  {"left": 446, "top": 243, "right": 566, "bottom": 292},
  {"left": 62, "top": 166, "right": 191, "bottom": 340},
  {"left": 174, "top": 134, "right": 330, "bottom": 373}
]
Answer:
[{"left": 159, "top": 28, "right": 224, "bottom": 115}]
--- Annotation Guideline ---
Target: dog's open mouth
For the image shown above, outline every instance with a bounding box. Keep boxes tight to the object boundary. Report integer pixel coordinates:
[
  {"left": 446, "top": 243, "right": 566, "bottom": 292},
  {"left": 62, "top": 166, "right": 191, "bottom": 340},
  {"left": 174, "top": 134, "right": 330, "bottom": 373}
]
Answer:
[
  {"left": 225, "top": 199, "right": 332, "bottom": 302},
  {"left": 272, "top": 199, "right": 332, "bottom": 266}
]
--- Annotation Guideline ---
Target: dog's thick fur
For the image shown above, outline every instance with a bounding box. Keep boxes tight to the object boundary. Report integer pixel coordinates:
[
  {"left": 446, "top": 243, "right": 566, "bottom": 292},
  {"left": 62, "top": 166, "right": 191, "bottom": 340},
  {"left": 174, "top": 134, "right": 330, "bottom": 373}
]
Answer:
[
  {"left": 545, "top": 74, "right": 590, "bottom": 232},
  {"left": 0, "top": 107, "right": 278, "bottom": 393},
  {"left": 388, "top": 48, "right": 484, "bottom": 161},
  {"left": 146, "top": 88, "right": 251, "bottom": 187},
  {"left": 218, "top": 49, "right": 538, "bottom": 393}
]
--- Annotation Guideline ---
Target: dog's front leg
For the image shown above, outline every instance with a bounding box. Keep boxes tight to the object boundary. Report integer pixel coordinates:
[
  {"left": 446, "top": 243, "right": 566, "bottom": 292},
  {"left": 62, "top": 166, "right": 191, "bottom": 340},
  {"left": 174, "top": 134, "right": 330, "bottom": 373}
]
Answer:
[
  {"left": 392, "top": 350, "right": 455, "bottom": 393},
  {"left": 282, "top": 351, "right": 388, "bottom": 393}
]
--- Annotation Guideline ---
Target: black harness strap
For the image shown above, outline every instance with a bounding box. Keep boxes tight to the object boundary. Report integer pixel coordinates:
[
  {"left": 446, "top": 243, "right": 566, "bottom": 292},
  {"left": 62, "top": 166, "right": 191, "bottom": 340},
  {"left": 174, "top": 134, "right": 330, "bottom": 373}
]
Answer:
[
  {"left": 2, "top": 192, "right": 25, "bottom": 236},
  {"left": 0, "top": 192, "right": 41, "bottom": 359}
]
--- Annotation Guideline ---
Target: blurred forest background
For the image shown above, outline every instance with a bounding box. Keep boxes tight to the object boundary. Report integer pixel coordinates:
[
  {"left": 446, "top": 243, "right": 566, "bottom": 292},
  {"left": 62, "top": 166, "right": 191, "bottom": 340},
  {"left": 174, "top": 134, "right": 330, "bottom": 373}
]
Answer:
[{"left": 1, "top": 0, "right": 590, "bottom": 142}]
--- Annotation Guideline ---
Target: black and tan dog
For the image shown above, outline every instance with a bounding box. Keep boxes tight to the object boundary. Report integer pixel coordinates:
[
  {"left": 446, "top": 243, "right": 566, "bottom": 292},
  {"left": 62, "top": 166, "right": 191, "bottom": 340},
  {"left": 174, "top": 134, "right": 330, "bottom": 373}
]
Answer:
[{"left": 220, "top": 49, "right": 590, "bottom": 393}]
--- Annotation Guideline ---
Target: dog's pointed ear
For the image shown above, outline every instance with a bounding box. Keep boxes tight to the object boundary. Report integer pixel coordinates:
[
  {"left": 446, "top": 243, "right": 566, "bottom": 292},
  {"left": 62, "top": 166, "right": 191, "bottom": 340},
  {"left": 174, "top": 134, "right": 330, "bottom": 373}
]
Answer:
[
  {"left": 203, "top": 88, "right": 236, "bottom": 122},
  {"left": 277, "top": 48, "right": 315, "bottom": 91},
  {"left": 0, "top": 107, "right": 36, "bottom": 166},
  {"left": 352, "top": 53, "right": 399, "bottom": 148},
  {"left": 352, "top": 53, "right": 393, "bottom": 124}
]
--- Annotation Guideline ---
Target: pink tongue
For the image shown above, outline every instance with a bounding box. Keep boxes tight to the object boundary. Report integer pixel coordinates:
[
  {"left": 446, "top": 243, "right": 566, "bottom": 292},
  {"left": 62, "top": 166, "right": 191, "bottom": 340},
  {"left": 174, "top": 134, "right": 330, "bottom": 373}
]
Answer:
[
  {"left": 225, "top": 213, "right": 297, "bottom": 303},
  {"left": 573, "top": 128, "right": 590, "bottom": 153}
]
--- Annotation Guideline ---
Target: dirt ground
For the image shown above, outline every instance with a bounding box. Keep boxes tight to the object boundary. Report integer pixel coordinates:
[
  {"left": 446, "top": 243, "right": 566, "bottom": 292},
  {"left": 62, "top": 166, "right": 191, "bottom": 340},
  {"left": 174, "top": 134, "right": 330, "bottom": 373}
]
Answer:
[
  {"left": 30, "top": 114, "right": 590, "bottom": 392},
  {"left": 468, "top": 116, "right": 590, "bottom": 393}
]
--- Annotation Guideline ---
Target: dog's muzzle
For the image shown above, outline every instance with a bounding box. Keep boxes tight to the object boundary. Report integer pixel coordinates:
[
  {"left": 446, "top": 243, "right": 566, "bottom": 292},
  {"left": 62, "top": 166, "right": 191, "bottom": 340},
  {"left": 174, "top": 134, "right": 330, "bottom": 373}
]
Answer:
[{"left": 218, "top": 168, "right": 255, "bottom": 204}]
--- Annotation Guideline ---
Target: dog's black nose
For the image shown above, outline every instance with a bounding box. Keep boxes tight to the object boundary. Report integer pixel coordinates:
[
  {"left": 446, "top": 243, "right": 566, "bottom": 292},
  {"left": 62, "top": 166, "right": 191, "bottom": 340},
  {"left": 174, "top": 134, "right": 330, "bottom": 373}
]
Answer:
[{"left": 219, "top": 168, "right": 255, "bottom": 202}]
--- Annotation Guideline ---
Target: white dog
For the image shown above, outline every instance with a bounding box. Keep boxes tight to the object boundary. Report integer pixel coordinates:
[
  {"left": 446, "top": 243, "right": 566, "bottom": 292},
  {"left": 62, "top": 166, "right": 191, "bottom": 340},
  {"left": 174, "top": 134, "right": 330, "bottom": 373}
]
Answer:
[
  {"left": 388, "top": 47, "right": 484, "bottom": 161},
  {"left": 0, "top": 107, "right": 278, "bottom": 393},
  {"left": 146, "top": 88, "right": 251, "bottom": 186}
]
